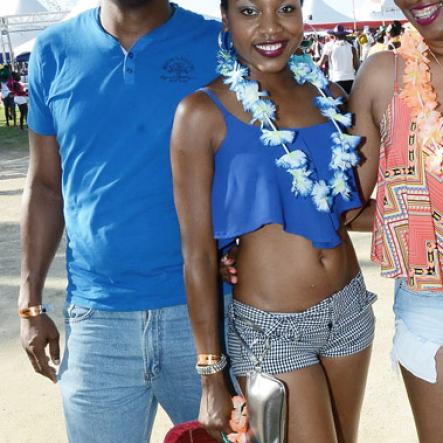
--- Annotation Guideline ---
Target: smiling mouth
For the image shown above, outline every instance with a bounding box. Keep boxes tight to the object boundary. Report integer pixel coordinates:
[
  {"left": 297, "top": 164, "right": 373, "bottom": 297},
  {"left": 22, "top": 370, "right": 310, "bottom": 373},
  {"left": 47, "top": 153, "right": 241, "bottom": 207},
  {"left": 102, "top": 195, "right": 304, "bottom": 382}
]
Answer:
[
  {"left": 411, "top": 1, "right": 443, "bottom": 24},
  {"left": 254, "top": 41, "right": 288, "bottom": 57}
]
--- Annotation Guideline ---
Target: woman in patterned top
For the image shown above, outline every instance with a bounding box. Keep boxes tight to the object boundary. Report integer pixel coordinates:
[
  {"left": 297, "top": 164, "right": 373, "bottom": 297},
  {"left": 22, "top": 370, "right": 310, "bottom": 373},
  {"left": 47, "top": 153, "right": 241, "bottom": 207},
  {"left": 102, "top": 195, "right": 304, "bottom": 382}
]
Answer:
[{"left": 351, "top": 0, "right": 443, "bottom": 440}]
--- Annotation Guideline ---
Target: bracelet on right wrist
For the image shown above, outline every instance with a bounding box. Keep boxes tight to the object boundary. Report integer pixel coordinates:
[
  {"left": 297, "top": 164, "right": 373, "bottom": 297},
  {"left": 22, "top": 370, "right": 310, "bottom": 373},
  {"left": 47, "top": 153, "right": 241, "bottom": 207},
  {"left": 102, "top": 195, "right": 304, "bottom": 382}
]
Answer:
[
  {"left": 195, "top": 353, "right": 228, "bottom": 375},
  {"left": 18, "top": 304, "right": 51, "bottom": 319}
]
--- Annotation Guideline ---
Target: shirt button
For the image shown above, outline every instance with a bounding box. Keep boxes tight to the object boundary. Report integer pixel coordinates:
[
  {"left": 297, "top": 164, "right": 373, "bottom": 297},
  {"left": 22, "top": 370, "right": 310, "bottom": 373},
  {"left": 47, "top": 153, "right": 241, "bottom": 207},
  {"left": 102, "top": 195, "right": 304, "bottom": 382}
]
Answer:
[
  {"left": 128, "top": 52, "right": 134, "bottom": 59},
  {"left": 126, "top": 68, "right": 133, "bottom": 74}
]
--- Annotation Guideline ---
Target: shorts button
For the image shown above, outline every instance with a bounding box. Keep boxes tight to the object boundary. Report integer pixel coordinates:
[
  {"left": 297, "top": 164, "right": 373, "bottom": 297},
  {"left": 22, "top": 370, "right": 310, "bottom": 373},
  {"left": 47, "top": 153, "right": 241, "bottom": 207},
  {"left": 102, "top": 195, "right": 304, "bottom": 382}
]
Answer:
[{"left": 328, "top": 321, "right": 333, "bottom": 329}]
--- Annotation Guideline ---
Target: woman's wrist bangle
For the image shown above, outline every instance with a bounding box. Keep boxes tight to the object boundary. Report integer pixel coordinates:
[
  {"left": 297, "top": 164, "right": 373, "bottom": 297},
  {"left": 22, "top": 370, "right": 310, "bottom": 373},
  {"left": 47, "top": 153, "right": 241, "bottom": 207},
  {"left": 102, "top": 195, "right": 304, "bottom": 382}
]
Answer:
[
  {"left": 197, "top": 353, "right": 222, "bottom": 366},
  {"left": 195, "top": 353, "right": 228, "bottom": 375},
  {"left": 18, "top": 304, "right": 51, "bottom": 319}
]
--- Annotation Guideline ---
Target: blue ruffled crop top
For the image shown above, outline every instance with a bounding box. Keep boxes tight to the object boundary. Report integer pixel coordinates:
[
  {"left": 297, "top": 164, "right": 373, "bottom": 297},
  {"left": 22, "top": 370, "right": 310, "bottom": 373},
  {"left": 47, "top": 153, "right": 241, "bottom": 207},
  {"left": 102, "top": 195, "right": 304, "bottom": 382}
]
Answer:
[{"left": 202, "top": 88, "right": 362, "bottom": 250}]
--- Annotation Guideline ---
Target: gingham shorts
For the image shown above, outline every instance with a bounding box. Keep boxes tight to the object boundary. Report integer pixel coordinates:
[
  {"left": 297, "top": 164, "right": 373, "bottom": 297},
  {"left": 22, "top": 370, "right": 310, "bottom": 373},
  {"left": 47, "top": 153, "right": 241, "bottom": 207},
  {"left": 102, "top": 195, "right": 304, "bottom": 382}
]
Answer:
[{"left": 227, "top": 272, "right": 377, "bottom": 376}]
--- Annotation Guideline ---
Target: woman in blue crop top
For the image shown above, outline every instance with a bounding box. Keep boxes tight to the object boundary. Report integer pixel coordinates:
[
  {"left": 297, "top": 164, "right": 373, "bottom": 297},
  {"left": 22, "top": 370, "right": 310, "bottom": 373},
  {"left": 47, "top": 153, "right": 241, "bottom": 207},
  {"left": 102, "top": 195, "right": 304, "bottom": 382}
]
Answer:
[{"left": 171, "top": 1, "right": 376, "bottom": 441}]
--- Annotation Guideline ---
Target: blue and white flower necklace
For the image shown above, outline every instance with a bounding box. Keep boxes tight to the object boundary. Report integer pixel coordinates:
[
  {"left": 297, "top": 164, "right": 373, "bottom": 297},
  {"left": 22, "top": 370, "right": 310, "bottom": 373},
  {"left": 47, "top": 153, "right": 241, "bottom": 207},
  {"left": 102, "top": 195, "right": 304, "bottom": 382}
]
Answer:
[{"left": 217, "top": 47, "right": 361, "bottom": 212}]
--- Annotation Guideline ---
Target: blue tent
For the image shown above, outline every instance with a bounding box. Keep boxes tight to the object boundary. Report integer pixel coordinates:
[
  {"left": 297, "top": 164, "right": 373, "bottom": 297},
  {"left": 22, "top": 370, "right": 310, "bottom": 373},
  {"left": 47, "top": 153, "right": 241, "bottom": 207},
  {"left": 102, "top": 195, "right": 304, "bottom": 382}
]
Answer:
[
  {"left": 15, "top": 52, "right": 30, "bottom": 63},
  {"left": 0, "top": 53, "right": 12, "bottom": 64}
]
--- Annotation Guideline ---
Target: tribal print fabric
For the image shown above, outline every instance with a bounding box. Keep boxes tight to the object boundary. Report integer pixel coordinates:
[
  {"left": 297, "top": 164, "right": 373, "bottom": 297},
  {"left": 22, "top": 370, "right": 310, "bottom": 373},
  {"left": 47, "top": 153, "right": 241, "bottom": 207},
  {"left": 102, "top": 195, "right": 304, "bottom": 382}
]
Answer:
[{"left": 372, "top": 90, "right": 443, "bottom": 292}]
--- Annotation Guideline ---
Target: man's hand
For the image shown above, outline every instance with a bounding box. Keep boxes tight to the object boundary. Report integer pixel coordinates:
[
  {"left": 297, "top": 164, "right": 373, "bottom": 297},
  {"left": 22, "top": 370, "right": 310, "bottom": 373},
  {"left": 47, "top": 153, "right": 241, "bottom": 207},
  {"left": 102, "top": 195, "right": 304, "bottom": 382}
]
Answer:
[
  {"left": 219, "top": 246, "right": 238, "bottom": 285},
  {"left": 20, "top": 314, "right": 60, "bottom": 383}
]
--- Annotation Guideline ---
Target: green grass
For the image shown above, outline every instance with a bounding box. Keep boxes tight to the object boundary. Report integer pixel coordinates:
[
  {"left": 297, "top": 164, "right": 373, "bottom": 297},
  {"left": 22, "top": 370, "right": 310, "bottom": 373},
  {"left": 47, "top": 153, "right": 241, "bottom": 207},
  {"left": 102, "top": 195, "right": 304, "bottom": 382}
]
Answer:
[{"left": 0, "top": 103, "right": 29, "bottom": 150}]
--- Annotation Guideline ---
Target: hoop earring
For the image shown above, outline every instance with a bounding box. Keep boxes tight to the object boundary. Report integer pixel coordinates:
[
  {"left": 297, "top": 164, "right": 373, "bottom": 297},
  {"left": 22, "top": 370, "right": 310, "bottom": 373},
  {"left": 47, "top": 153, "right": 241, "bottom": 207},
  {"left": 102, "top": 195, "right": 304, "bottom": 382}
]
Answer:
[{"left": 218, "top": 30, "right": 233, "bottom": 52}]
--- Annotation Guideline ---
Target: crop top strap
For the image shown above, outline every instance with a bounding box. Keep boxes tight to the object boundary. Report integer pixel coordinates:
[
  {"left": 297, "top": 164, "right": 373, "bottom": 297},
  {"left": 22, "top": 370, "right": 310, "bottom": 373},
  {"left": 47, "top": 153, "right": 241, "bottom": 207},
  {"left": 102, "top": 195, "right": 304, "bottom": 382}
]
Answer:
[
  {"left": 199, "top": 88, "right": 230, "bottom": 118},
  {"left": 323, "top": 84, "right": 334, "bottom": 98}
]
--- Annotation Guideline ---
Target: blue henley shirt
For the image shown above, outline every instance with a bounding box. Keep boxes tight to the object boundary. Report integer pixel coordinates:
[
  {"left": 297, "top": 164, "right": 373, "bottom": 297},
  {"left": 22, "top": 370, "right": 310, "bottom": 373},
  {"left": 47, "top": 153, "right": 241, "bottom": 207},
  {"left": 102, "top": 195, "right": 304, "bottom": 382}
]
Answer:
[{"left": 28, "top": 5, "right": 220, "bottom": 310}]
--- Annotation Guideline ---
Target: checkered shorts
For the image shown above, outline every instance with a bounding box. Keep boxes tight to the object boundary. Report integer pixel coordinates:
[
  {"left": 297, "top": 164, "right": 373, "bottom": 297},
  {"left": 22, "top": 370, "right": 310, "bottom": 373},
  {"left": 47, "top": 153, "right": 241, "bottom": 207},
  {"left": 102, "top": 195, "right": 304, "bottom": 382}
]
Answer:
[{"left": 227, "top": 272, "right": 376, "bottom": 376}]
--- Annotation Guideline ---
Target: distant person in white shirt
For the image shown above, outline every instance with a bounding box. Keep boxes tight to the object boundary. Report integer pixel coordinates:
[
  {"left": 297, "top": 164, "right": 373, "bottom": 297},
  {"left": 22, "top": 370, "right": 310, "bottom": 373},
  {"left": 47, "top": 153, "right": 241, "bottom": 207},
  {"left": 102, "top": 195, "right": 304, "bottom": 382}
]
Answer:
[
  {"left": 318, "top": 25, "right": 359, "bottom": 94},
  {"left": 359, "top": 26, "right": 375, "bottom": 61}
]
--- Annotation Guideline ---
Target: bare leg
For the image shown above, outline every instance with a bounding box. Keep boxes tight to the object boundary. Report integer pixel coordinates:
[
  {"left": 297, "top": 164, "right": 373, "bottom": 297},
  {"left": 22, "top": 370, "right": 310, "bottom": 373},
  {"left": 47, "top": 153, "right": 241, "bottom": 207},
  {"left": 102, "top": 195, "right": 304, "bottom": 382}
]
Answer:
[
  {"left": 11, "top": 104, "right": 16, "bottom": 127},
  {"left": 320, "top": 346, "right": 372, "bottom": 443},
  {"left": 400, "top": 348, "right": 443, "bottom": 443},
  {"left": 4, "top": 103, "right": 9, "bottom": 126},
  {"left": 239, "top": 364, "right": 338, "bottom": 443},
  {"left": 22, "top": 104, "right": 28, "bottom": 129},
  {"left": 19, "top": 104, "right": 25, "bottom": 130}
]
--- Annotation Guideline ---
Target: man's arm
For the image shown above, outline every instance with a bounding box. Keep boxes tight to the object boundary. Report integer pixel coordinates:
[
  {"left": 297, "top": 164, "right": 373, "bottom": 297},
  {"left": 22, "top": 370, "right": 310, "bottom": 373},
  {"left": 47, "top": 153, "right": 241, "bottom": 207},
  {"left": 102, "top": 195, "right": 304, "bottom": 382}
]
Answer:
[
  {"left": 19, "top": 130, "right": 64, "bottom": 383},
  {"left": 316, "top": 51, "right": 329, "bottom": 71}
]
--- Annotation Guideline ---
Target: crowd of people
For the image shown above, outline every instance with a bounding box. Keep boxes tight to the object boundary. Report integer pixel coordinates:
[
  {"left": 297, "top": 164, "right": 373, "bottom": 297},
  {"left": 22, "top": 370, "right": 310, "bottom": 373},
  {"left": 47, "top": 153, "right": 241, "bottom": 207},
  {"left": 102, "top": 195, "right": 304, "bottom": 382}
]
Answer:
[
  {"left": 16, "top": 0, "right": 443, "bottom": 442},
  {"left": 0, "top": 64, "right": 28, "bottom": 130},
  {"left": 296, "top": 20, "right": 405, "bottom": 93}
]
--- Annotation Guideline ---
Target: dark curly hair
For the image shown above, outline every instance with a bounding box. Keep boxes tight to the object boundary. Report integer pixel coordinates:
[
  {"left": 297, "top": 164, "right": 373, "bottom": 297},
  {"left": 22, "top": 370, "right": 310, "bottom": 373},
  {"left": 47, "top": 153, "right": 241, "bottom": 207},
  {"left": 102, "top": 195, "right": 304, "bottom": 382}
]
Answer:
[{"left": 221, "top": 0, "right": 304, "bottom": 10}]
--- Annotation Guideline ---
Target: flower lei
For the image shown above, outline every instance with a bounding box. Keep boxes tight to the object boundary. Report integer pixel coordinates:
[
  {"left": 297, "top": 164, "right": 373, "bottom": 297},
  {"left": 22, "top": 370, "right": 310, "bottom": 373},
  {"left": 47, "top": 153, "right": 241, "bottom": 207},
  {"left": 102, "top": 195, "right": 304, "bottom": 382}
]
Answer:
[
  {"left": 398, "top": 25, "right": 443, "bottom": 176},
  {"left": 217, "top": 48, "right": 361, "bottom": 212}
]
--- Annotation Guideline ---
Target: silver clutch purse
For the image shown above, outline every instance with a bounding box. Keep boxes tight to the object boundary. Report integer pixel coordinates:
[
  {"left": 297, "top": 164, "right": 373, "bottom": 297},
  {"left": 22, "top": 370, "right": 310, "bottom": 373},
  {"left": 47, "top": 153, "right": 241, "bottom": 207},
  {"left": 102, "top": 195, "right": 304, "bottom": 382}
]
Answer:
[
  {"left": 246, "top": 367, "right": 286, "bottom": 443},
  {"left": 232, "top": 316, "right": 287, "bottom": 443}
]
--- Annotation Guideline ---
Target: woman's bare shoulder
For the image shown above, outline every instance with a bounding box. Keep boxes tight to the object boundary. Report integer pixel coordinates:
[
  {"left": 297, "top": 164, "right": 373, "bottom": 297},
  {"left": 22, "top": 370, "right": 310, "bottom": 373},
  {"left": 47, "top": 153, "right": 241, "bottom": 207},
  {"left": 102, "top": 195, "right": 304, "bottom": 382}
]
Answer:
[
  {"left": 356, "top": 51, "right": 397, "bottom": 95},
  {"left": 176, "top": 89, "right": 219, "bottom": 121},
  {"left": 351, "top": 51, "right": 399, "bottom": 124},
  {"left": 176, "top": 80, "right": 224, "bottom": 124},
  {"left": 174, "top": 79, "right": 227, "bottom": 152}
]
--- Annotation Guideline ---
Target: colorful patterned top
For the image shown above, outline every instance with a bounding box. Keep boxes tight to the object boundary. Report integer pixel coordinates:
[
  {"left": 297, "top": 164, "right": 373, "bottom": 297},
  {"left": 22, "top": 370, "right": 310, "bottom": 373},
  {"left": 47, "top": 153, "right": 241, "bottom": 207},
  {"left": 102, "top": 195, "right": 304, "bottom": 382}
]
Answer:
[{"left": 372, "top": 54, "right": 443, "bottom": 292}]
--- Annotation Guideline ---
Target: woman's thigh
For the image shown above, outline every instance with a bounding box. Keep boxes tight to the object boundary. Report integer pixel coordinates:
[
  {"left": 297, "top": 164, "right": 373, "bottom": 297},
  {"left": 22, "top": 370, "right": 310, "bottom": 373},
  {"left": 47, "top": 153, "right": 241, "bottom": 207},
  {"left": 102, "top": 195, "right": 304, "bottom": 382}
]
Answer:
[
  {"left": 238, "top": 364, "right": 338, "bottom": 443},
  {"left": 401, "top": 349, "right": 443, "bottom": 443},
  {"left": 321, "top": 346, "right": 372, "bottom": 443}
]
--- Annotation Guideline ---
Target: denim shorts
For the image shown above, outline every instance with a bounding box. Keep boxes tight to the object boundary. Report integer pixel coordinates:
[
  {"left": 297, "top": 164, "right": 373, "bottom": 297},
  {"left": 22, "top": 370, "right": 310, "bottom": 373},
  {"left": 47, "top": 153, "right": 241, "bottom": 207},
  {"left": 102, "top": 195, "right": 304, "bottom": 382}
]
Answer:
[
  {"left": 392, "top": 279, "right": 443, "bottom": 383},
  {"left": 227, "top": 272, "right": 376, "bottom": 376}
]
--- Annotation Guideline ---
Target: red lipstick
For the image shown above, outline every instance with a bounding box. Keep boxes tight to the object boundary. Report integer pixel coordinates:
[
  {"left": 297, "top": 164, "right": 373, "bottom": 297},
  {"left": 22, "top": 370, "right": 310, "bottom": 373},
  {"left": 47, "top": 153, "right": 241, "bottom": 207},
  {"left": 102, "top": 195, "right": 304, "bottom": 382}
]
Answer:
[
  {"left": 411, "top": 1, "right": 443, "bottom": 26},
  {"left": 254, "top": 41, "right": 288, "bottom": 58}
]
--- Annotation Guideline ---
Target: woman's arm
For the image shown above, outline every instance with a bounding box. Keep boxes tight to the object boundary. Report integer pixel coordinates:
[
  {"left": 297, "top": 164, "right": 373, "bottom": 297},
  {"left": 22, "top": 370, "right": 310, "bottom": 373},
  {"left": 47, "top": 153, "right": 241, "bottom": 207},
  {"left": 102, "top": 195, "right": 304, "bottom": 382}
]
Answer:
[
  {"left": 171, "top": 90, "right": 232, "bottom": 439},
  {"left": 345, "top": 199, "right": 376, "bottom": 232},
  {"left": 345, "top": 52, "right": 395, "bottom": 227}
]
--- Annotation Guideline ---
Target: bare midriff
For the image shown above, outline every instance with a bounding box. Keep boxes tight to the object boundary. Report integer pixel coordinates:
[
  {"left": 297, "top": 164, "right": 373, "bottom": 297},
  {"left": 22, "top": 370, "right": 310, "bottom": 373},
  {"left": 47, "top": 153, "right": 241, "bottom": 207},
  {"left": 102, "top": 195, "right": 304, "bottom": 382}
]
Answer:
[{"left": 233, "top": 224, "right": 360, "bottom": 313}]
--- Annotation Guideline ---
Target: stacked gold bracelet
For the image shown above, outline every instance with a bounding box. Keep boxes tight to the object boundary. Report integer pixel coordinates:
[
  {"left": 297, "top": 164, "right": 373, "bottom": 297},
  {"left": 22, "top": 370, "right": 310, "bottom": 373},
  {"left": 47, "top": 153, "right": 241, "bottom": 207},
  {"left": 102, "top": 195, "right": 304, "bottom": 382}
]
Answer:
[{"left": 195, "top": 353, "right": 228, "bottom": 375}]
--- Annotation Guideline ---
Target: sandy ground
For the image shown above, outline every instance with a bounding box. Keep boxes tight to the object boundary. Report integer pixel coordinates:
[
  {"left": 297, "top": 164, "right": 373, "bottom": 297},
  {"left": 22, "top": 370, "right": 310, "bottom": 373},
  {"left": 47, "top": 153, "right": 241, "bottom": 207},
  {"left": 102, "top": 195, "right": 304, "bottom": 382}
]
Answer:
[{"left": 0, "top": 144, "right": 418, "bottom": 442}]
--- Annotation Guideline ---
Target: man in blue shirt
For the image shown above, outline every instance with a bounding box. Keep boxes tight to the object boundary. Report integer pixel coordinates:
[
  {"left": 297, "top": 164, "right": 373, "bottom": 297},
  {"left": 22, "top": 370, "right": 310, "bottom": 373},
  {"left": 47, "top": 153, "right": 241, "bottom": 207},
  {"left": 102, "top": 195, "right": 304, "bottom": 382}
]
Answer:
[{"left": 18, "top": 1, "right": 220, "bottom": 441}]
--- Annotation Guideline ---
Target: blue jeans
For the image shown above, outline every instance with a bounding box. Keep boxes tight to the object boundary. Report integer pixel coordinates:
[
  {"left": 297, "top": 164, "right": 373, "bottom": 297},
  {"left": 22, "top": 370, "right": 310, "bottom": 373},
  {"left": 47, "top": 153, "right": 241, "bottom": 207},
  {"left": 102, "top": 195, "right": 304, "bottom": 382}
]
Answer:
[{"left": 58, "top": 303, "right": 201, "bottom": 443}]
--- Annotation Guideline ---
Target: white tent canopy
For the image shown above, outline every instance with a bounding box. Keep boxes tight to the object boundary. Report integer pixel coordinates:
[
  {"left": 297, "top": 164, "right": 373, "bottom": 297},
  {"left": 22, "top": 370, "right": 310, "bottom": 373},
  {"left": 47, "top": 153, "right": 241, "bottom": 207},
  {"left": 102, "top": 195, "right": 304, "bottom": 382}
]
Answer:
[
  {"left": 0, "top": 0, "right": 50, "bottom": 50},
  {"left": 0, "top": 0, "right": 47, "bottom": 17},
  {"left": 13, "top": 34, "right": 37, "bottom": 57},
  {"left": 15, "top": 0, "right": 98, "bottom": 57},
  {"left": 356, "top": 0, "right": 405, "bottom": 22},
  {"left": 305, "top": 0, "right": 405, "bottom": 27},
  {"left": 303, "top": 0, "right": 353, "bottom": 28}
]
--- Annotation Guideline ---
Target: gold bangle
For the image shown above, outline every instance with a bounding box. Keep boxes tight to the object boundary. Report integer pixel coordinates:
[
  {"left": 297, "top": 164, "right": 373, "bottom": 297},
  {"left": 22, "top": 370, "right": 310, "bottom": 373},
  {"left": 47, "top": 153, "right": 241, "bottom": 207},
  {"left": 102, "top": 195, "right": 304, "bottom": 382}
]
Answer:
[
  {"left": 197, "top": 353, "right": 222, "bottom": 366},
  {"left": 19, "top": 305, "right": 49, "bottom": 319}
]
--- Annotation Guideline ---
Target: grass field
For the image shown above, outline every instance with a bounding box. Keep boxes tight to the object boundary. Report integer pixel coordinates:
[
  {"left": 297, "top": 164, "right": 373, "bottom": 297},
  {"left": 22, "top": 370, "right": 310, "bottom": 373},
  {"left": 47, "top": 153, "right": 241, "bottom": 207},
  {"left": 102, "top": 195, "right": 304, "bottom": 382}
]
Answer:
[{"left": 0, "top": 104, "right": 29, "bottom": 150}]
